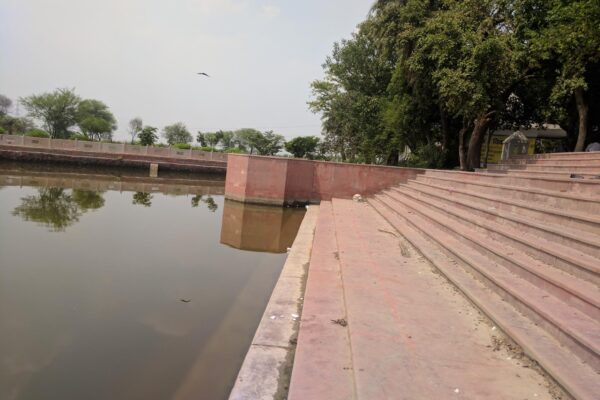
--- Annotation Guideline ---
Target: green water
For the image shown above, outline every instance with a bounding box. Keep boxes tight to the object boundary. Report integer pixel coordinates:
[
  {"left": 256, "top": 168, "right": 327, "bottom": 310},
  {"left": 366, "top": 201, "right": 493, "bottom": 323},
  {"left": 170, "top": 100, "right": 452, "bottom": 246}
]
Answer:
[{"left": 0, "top": 163, "right": 305, "bottom": 400}]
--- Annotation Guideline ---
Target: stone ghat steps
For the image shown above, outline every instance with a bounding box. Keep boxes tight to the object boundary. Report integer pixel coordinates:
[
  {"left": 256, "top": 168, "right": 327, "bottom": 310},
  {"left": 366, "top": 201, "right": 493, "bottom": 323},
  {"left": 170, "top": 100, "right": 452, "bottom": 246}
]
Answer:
[
  {"left": 488, "top": 163, "right": 600, "bottom": 175},
  {"left": 388, "top": 185, "right": 600, "bottom": 285},
  {"left": 423, "top": 169, "right": 600, "bottom": 196},
  {"left": 501, "top": 158, "right": 600, "bottom": 167},
  {"left": 512, "top": 152, "right": 600, "bottom": 161},
  {"left": 368, "top": 196, "right": 600, "bottom": 400},
  {"left": 376, "top": 189, "right": 600, "bottom": 328},
  {"left": 409, "top": 178, "right": 600, "bottom": 235},
  {"left": 415, "top": 173, "right": 600, "bottom": 214}
]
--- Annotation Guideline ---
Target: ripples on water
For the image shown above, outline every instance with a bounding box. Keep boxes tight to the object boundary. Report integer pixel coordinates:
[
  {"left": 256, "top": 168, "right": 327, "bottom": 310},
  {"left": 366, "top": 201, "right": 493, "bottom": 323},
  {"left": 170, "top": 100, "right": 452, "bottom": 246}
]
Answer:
[{"left": 0, "top": 162, "right": 305, "bottom": 400}]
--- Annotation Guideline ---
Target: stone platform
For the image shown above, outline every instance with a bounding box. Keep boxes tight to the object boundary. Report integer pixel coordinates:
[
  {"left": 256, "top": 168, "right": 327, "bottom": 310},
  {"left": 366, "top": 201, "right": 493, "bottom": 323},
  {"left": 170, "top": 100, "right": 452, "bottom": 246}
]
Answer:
[{"left": 230, "top": 152, "right": 600, "bottom": 400}]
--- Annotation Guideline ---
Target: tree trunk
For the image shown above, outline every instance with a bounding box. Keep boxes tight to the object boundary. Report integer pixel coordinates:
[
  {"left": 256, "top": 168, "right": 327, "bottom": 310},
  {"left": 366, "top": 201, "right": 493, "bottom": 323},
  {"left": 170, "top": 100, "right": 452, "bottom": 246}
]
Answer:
[
  {"left": 482, "top": 130, "right": 493, "bottom": 168},
  {"left": 458, "top": 125, "right": 468, "bottom": 171},
  {"left": 466, "top": 114, "right": 494, "bottom": 171},
  {"left": 574, "top": 87, "right": 589, "bottom": 152},
  {"left": 386, "top": 148, "right": 399, "bottom": 166},
  {"left": 440, "top": 104, "right": 450, "bottom": 151}
]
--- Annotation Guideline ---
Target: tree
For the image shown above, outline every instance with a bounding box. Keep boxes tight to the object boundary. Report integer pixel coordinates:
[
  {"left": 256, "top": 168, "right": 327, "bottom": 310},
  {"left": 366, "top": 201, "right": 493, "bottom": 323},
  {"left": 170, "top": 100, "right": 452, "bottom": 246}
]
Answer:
[
  {"left": 234, "top": 128, "right": 264, "bottom": 154},
  {"left": 128, "top": 117, "right": 143, "bottom": 144},
  {"left": 220, "top": 131, "right": 235, "bottom": 148},
  {"left": 196, "top": 132, "right": 207, "bottom": 147},
  {"left": 0, "top": 115, "right": 35, "bottom": 135},
  {"left": 309, "top": 26, "right": 393, "bottom": 164},
  {"left": 138, "top": 126, "right": 158, "bottom": 146},
  {"left": 536, "top": 0, "right": 600, "bottom": 151},
  {"left": 0, "top": 94, "right": 12, "bottom": 116},
  {"left": 204, "top": 132, "right": 221, "bottom": 148},
  {"left": 285, "top": 136, "right": 321, "bottom": 158},
  {"left": 162, "top": 122, "right": 192, "bottom": 145},
  {"left": 253, "top": 131, "right": 285, "bottom": 155},
  {"left": 20, "top": 88, "right": 81, "bottom": 138},
  {"left": 76, "top": 99, "right": 117, "bottom": 141}
]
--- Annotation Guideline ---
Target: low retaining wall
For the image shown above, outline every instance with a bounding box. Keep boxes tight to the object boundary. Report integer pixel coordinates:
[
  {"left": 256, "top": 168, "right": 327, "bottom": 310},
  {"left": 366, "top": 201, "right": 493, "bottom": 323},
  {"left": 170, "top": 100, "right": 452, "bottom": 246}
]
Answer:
[
  {"left": 225, "top": 154, "right": 425, "bottom": 205},
  {"left": 0, "top": 145, "right": 227, "bottom": 174},
  {"left": 0, "top": 134, "right": 228, "bottom": 162}
]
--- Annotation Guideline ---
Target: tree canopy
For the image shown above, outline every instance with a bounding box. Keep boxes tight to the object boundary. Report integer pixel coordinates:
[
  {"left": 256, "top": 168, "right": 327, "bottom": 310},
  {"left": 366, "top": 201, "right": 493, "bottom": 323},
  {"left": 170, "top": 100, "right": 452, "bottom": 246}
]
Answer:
[
  {"left": 162, "top": 122, "right": 192, "bottom": 145},
  {"left": 77, "top": 99, "right": 117, "bottom": 141},
  {"left": 285, "top": 136, "right": 321, "bottom": 159},
  {"left": 310, "top": 0, "right": 600, "bottom": 169},
  {"left": 20, "top": 88, "right": 81, "bottom": 139},
  {"left": 138, "top": 126, "right": 158, "bottom": 146}
]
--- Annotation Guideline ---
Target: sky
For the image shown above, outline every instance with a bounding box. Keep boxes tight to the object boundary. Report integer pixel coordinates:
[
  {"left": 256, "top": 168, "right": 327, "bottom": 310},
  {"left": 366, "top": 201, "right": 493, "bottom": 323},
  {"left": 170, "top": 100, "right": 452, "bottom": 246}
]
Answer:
[{"left": 0, "top": 0, "right": 373, "bottom": 142}]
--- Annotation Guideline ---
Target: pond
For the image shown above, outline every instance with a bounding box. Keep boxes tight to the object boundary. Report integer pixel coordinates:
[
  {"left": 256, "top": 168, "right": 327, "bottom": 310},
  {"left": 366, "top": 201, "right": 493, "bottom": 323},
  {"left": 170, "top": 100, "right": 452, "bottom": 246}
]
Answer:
[{"left": 0, "top": 162, "right": 306, "bottom": 400}]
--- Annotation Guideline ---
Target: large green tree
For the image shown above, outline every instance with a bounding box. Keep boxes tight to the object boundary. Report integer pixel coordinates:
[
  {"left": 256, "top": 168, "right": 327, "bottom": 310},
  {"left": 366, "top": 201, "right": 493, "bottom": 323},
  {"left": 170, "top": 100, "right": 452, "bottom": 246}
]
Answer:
[
  {"left": 20, "top": 88, "right": 81, "bottom": 139},
  {"left": 535, "top": 0, "right": 600, "bottom": 151},
  {"left": 162, "top": 122, "right": 192, "bottom": 145},
  {"left": 77, "top": 99, "right": 117, "bottom": 141},
  {"left": 138, "top": 126, "right": 158, "bottom": 146},
  {"left": 285, "top": 136, "right": 321, "bottom": 158},
  {"left": 309, "top": 27, "right": 393, "bottom": 164}
]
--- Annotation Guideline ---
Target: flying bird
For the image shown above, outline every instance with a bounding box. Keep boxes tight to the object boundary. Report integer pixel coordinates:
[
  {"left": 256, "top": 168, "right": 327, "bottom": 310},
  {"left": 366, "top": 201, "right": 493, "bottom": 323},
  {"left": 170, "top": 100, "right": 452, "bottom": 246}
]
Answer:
[
  {"left": 197, "top": 72, "right": 210, "bottom": 77},
  {"left": 179, "top": 298, "right": 192, "bottom": 303}
]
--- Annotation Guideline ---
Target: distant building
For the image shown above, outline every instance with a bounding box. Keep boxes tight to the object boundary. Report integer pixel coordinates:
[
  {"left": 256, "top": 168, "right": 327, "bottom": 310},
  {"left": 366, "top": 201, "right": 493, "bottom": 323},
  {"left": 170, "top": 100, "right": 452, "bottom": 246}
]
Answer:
[{"left": 482, "top": 124, "right": 566, "bottom": 165}]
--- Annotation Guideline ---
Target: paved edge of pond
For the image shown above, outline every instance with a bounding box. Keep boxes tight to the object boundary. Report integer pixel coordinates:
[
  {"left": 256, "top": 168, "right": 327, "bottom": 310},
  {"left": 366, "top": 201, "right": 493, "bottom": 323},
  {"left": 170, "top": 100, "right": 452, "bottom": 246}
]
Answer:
[{"left": 228, "top": 204, "right": 319, "bottom": 400}]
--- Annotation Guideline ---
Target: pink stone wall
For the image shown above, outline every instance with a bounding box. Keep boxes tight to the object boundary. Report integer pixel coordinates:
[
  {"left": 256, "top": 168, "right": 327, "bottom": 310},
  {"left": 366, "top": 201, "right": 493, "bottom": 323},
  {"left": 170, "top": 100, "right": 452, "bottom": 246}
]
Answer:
[{"left": 225, "top": 154, "right": 425, "bottom": 205}]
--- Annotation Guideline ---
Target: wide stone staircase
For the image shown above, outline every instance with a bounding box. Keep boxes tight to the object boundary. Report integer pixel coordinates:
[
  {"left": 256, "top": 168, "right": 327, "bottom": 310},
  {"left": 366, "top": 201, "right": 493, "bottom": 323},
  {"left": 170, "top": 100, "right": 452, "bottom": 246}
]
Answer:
[{"left": 368, "top": 152, "right": 600, "bottom": 399}]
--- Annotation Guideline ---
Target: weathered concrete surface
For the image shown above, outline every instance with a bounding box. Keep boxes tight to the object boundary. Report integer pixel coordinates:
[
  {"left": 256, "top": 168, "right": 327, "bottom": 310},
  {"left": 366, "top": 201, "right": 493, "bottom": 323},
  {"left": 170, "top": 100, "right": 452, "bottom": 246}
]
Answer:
[
  {"left": 228, "top": 205, "right": 318, "bottom": 400},
  {"left": 224, "top": 154, "right": 425, "bottom": 205},
  {"left": 288, "top": 198, "right": 561, "bottom": 400}
]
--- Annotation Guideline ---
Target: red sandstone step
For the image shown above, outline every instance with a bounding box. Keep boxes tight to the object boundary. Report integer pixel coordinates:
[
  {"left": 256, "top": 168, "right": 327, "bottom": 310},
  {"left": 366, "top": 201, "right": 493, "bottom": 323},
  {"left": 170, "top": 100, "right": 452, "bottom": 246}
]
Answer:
[
  {"left": 408, "top": 178, "right": 600, "bottom": 236},
  {"left": 381, "top": 189, "right": 600, "bottom": 319},
  {"left": 392, "top": 183, "right": 600, "bottom": 289},
  {"left": 502, "top": 158, "right": 600, "bottom": 167},
  {"left": 368, "top": 197, "right": 600, "bottom": 400},
  {"left": 423, "top": 169, "right": 600, "bottom": 195},
  {"left": 486, "top": 164, "right": 600, "bottom": 177},
  {"left": 512, "top": 152, "right": 600, "bottom": 161},
  {"left": 396, "top": 183, "right": 600, "bottom": 261},
  {"left": 521, "top": 164, "right": 600, "bottom": 172},
  {"left": 288, "top": 201, "right": 355, "bottom": 400},
  {"left": 415, "top": 174, "right": 600, "bottom": 214},
  {"left": 504, "top": 169, "right": 600, "bottom": 179},
  {"left": 372, "top": 194, "right": 600, "bottom": 372}
]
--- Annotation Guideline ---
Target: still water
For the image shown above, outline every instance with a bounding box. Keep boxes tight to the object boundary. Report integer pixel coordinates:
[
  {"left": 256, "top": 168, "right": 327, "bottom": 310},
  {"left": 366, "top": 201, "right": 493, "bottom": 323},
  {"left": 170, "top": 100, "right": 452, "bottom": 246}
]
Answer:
[{"left": 0, "top": 163, "right": 305, "bottom": 400}]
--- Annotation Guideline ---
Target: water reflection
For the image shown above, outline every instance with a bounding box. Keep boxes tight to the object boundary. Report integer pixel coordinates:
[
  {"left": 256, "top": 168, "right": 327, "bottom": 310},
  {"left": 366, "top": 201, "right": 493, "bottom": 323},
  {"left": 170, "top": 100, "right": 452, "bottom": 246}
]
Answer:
[
  {"left": 1, "top": 165, "right": 225, "bottom": 229},
  {"left": 12, "top": 188, "right": 105, "bottom": 231},
  {"left": 191, "top": 195, "right": 218, "bottom": 212},
  {"left": 0, "top": 163, "right": 301, "bottom": 400},
  {"left": 132, "top": 192, "right": 153, "bottom": 207},
  {"left": 220, "top": 200, "right": 306, "bottom": 253}
]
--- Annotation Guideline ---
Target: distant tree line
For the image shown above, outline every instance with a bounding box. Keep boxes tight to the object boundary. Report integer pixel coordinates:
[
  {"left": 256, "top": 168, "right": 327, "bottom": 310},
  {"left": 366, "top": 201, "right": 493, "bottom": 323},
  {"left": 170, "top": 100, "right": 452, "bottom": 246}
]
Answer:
[
  {"left": 310, "top": 0, "right": 600, "bottom": 169},
  {"left": 0, "top": 89, "right": 324, "bottom": 159}
]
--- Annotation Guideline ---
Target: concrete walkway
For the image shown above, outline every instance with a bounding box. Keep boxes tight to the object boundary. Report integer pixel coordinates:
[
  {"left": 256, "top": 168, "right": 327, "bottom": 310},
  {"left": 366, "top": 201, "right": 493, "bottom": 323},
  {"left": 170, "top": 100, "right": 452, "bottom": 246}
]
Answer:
[{"left": 288, "top": 199, "right": 559, "bottom": 400}]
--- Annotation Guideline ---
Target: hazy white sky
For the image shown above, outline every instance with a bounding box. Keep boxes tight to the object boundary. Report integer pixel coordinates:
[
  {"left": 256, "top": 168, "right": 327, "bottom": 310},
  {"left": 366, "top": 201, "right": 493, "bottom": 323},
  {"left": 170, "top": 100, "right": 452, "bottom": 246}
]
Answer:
[{"left": 0, "top": 0, "right": 373, "bottom": 141}]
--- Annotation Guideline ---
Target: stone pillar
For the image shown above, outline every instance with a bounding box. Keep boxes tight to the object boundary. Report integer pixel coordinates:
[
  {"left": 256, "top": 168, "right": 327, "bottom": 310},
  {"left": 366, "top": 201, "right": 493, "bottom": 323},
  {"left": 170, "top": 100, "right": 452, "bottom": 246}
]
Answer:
[{"left": 150, "top": 163, "right": 159, "bottom": 177}]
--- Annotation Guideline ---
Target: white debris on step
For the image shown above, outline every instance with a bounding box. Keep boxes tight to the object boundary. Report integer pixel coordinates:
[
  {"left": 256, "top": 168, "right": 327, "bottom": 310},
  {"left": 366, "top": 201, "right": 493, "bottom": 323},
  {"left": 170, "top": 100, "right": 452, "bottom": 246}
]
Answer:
[
  {"left": 353, "top": 194, "right": 364, "bottom": 202},
  {"left": 454, "top": 388, "right": 460, "bottom": 394}
]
